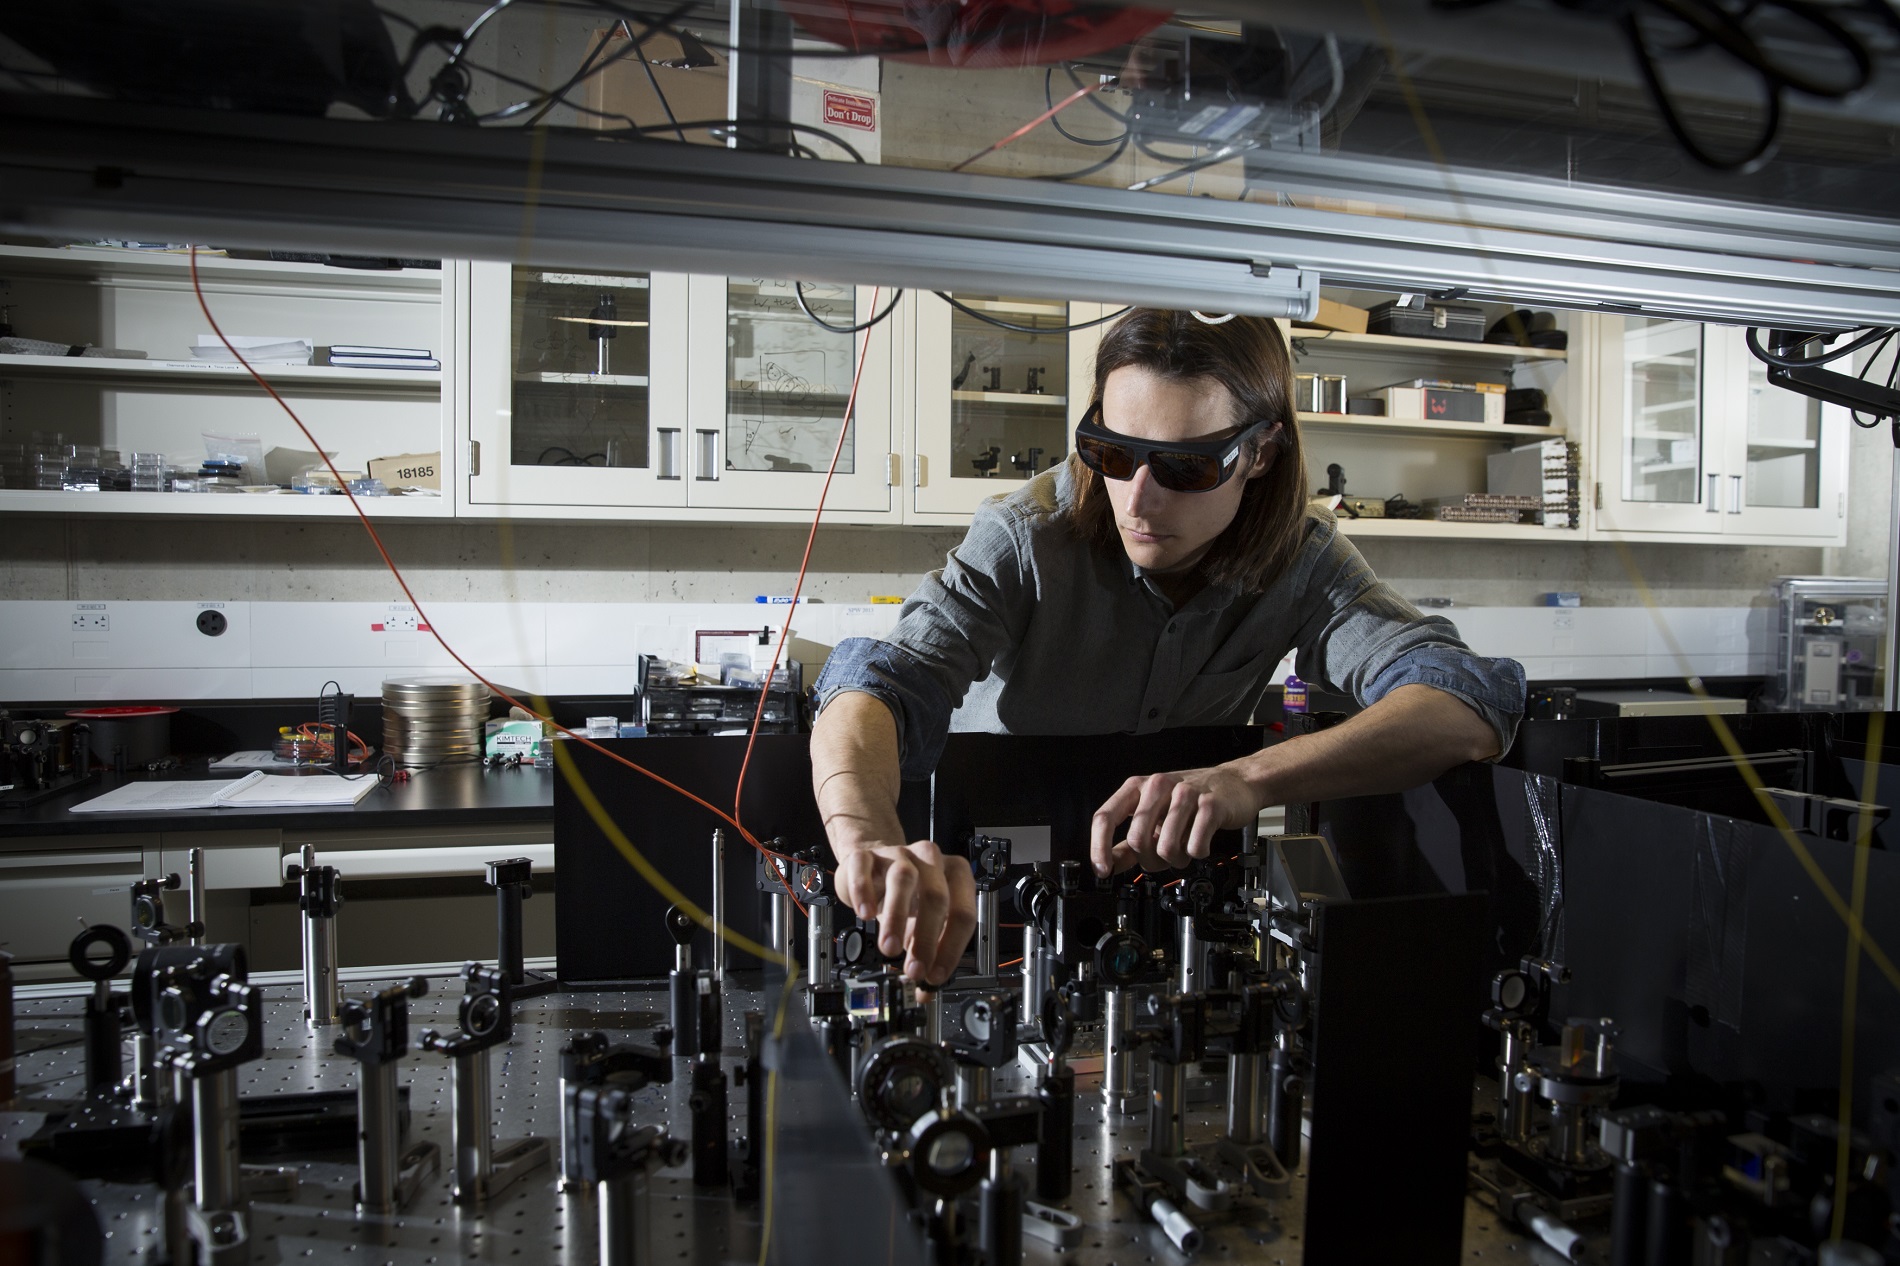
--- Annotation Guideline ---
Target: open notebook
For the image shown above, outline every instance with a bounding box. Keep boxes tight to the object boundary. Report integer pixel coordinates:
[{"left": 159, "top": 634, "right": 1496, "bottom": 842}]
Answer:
[{"left": 70, "top": 770, "right": 382, "bottom": 814}]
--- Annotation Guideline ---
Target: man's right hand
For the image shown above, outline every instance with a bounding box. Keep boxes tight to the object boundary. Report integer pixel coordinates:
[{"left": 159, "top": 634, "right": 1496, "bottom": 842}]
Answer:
[
  {"left": 813, "top": 691, "right": 976, "bottom": 987},
  {"left": 833, "top": 839, "right": 976, "bottom": 986}
]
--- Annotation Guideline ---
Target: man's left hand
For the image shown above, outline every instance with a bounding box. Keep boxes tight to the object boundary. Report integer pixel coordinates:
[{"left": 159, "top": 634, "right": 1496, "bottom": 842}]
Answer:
[{"left": 1090, "top": 763, "right": 1260, "bottom": 876}]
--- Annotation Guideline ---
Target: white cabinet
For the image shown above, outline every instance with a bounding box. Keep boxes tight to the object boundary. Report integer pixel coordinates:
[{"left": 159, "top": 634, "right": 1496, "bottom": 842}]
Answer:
[
  {"left": 1593, "top": 317, "right": 1847, "bottom": 542},
  {"left": 467, "top": 262, "right": 690, "bottom": 511},
  {"left": 907, "top": 293, "right": 1105, "bottom": 521},
  {"left": 465, "top": 268, "right": 897, "bottom": 521},
  {"left": 0, "top": 245, "right": 457, "bottom": 520},
  {"left": 684, "top": 276, "right": 897, "bottom": 519}
]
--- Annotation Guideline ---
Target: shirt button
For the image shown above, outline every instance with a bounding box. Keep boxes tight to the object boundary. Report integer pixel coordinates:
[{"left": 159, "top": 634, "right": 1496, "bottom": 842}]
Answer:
[{"left": 1147, "top": 708, "right": 1160, "bottom": 720}]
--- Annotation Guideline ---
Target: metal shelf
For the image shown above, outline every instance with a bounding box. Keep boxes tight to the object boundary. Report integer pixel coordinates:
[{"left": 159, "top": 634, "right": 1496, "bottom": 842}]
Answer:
[
  {"left": 1290, "top": 329, "right": 1567, "bottom": 362},
  {"left": 0, "top": 354, "right": 441, "bottom": 389},
  {"left": 1298, "top": 412, "right": 1563, "bottom": 440}
]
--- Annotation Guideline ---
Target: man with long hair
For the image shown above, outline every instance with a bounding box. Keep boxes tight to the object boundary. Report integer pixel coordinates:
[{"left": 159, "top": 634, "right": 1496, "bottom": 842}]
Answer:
[{"left": 811, "top": 309, "right": 1524, "bottom": 984}]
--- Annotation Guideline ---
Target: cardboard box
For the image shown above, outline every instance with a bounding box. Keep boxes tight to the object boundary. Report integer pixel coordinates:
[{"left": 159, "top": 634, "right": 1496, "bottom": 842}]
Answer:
[
  {"left": 1296, "top": 297, "right": 1369, "bottom": 335},
  {"left": 583, "top": 29, "right": 880, "bottom": 163},
  {"left": 367, "top": 451, "right": 442, "bottom": 491},
  {"left": 1366, "top": 386, "right": 1491, "bottom": 424}
]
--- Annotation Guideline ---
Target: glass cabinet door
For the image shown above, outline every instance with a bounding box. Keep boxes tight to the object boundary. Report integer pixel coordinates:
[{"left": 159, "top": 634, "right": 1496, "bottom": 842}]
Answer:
[
  {"left": 467, "top": 263, "right": 688, "bottom": 508},
  {"left": 1595, "top": 315, "right": 1722, "bottom": 534},
  {"left": 1725, "top": 329, "right": 1847, "bottom": 538},
  {"left": 913, "top": 293, "right": 1104, "bottom": 517},
  {"left": 685, "top": 276, "right": 896, "bottom": 515}
]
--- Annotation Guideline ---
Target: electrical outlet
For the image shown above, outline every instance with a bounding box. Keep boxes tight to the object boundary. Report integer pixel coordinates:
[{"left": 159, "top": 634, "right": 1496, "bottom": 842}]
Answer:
[
  {"left": 71, "top": 612, "right": 108, "bottom": 631},
  {"left": 383, "top": 609, "right": 419, "bottom": 633}
]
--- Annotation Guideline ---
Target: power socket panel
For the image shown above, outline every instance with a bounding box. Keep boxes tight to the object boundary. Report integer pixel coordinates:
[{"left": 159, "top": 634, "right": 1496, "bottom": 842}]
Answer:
[{"left": 71, "top": 612, "right": 109, "bottom": 632}]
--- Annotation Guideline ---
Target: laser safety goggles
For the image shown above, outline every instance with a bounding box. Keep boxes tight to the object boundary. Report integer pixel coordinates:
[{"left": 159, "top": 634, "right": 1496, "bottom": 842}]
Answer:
[{"left": 1074, "top": 403, "right": 1278, "bottom": 493}]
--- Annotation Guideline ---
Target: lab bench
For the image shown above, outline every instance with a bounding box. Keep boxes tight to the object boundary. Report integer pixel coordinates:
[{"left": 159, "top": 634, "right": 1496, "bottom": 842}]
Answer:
[{"left": 0, "top": 763, "right": 555, "bottom": 982}]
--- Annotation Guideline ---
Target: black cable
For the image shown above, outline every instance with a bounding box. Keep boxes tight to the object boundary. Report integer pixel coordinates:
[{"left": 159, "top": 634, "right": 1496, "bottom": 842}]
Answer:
[
  {"left": 1745, "top": 325, "right": 1897, "bottom": 369},
  {"left": 1045, "top": 67, "right": 1125, "bottom": 146},
  {"left": 1848, "top": 331, "right": 1897, "bottom": 429},
  {"left": 1033, "top": 132, "right": 1133, "bottom": 182},
  {"left": 582, "top": 0, "right": 1140, "bottom": 64},
  {"left": 633, "top": 25, "right": 687, "bottom": 142},
  {"left": 934, "top": 293, "right": 1130, "bottom": 334},
  {"left": 793, "top": 283, "right": 904, "bottom": 334},
  {"left": 503, "top": 2, "right": 699, "bottom": 130},
  {"left": 538, "top": 446, "right": 608, "bottom": 466},
  {"left": 1065, "top": 62, "right": 1131, "bottom": 123},
  {"left": 1623, "top": 9, "right": 1782, "bottom": 172},
  {"left": 610, "top": 118, "right": 869, "bottom": 162}
]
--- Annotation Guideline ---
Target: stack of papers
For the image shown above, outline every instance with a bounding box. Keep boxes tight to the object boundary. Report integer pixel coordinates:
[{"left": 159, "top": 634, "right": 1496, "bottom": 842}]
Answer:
[
  {"left": 191, "top": 335, "right": 314, "bottom": 365},
  {"left": 71, "top": 770, "right": 381, "bottom": 813}
]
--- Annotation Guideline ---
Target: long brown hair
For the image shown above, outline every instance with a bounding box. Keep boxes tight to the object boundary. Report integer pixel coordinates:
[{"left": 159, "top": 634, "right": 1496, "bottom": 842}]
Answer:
[{"left": 1068, "top": 309, "right": 1306, "bottom": 593}]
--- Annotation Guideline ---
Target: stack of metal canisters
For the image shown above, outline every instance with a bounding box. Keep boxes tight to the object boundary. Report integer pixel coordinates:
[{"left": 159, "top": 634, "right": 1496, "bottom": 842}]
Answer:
[{"left": 381, "top": 676, "right": 490, "bottom": 767}]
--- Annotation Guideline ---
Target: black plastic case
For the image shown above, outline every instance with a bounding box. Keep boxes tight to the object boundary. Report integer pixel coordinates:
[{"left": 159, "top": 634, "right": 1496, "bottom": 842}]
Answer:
[{"left": 1365, "top": 299, "right": 1487, "bottom": 342}]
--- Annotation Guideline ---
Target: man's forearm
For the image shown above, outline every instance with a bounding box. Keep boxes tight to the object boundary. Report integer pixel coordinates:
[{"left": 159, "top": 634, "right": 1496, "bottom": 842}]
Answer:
[
  {"left": 1235, "top": 683, "right": 1502, "bottom": 811},
  {"left": 810, "top": 690, "right": 908, "bottom": 858}
]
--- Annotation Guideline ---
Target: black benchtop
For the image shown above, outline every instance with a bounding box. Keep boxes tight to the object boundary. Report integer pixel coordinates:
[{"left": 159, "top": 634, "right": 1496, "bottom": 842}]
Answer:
[{"left": 0, "top": 762, "right": 553, "bottom": 838}]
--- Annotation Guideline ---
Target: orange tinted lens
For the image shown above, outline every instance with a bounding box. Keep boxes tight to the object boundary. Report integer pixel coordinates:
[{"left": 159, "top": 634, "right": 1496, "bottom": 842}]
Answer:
[
  {"left": 1077, "top": 433, "right": 1137, "bottom": 480},
  {"left": 1149, "top": 450, "right": 1222, "bottom": 491}
]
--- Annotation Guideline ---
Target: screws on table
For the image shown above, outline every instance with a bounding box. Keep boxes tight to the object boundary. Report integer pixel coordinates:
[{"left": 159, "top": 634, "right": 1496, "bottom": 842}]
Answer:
[
  {"left": 67, "top": 923, "right": 131, "bottom": 1097},
  {"left": 485, "top": 857, "right": 558, "bottom": 999},
  {"left": 557, "top": 1028, "right": 675, "bottom": 1194},
  {"left": 130, "top": 873, "right": 198, "bottom": 947},
  {"left": 663, "top": 904, "right": 700, "bottom": 1054},
  {"left": 968, "top": 835, "right": 1011, "bottom": 977},
  {"left": 149, "top": 943, "right": 267, "bottom": 1266},
  {"left": 688, "top": 975, "right": 728, "bottom": 1189},
  {"left": 565, "top": 1079, "right": 689, "bottom": 1266},
  {"left": 333, "top": 976, "right": 439, "bottom": 1216},
  {"left": 284, "top": 845, "right": 343, "bottom": 1028},
  {"left": 419, "top": 962, "right": 550, "bottom": 1209}
]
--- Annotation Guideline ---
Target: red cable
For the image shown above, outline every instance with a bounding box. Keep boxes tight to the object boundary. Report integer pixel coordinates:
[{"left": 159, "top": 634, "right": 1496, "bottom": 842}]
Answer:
[
  {"left": 950, "top": 79, "right": 1106, "bottom": 173},
  {"left": 186, "top": 247, "right": 809, "bottom": 913},
  {"left": 732, "top": 287, "right": 881, "bottom": 851}
]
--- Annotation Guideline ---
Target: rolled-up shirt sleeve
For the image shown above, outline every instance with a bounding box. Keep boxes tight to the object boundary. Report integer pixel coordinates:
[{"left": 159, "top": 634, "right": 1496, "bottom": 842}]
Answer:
[
  {"left": 1290, "top": 521, "right": 1525, "bottom": 757},
  {"left": 813, "top": 498, "right": 1035, "bottom": 778}
]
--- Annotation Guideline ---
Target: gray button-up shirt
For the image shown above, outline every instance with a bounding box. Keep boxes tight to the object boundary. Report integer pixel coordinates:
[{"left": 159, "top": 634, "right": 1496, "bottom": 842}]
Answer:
[{"left": 815, "top": 468, "right": 1525, "bottom": 779}]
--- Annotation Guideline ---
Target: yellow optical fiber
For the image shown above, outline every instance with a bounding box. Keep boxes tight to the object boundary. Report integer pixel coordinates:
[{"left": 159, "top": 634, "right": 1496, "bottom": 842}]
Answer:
[{"left": 1613, "top": 542, "right": 1900, "bottom": 995}]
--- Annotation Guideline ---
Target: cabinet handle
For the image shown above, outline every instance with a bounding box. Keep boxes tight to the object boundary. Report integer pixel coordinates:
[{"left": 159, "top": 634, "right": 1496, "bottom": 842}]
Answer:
[
  {"left": 1705, "top": 473, "right": 1720, "bottom": 512},
  {"left": 915, "top": 455, "right": 928, "bottom": 488},
  {"left": 657, "top": 428, "right": 680, "bottom": 481},
  {"left": 1728, "top": 473, "right": 1742, "bottom": 514},
  {"left": 695, "top": 429, "right": 720, "bottom": 481}
]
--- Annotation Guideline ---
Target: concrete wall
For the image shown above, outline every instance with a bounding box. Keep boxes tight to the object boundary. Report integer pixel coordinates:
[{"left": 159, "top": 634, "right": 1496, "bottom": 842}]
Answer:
[{"left": 0, "top": 515, "right": 1839, "bottom": 612}]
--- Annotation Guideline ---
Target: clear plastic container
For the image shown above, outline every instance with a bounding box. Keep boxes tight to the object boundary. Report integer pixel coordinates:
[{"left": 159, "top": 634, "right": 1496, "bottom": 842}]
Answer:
[
  {"left": 130, "top": 452, "right": 167, "bottom": 492},
  {"left": 34, "top": 454, "right": 65, "bottom": 489}
]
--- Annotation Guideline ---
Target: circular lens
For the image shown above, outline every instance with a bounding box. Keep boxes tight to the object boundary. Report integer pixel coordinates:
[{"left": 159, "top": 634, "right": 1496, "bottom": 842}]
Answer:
[
  {"left": 466, "top": 993, "right": 502, "bottom": 1037},
  {"left": 1497, "top": 973, "right": 1529, "bottom": 1011},
  {"left": 962, "top": 1000, "right": 992, "bottom": 1043},
  {"left": 204, "top": 1008, "right": 249, "bottom": 1057},
  {"left": 889, "top": 1071, "right": 931, "bottom": 1119},
  {"left": 158, "top": 993, "right": 186, "bottom": 1034},
  {"left": 926, "top": 1131, "right": 974, "bottom": 1176}
]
